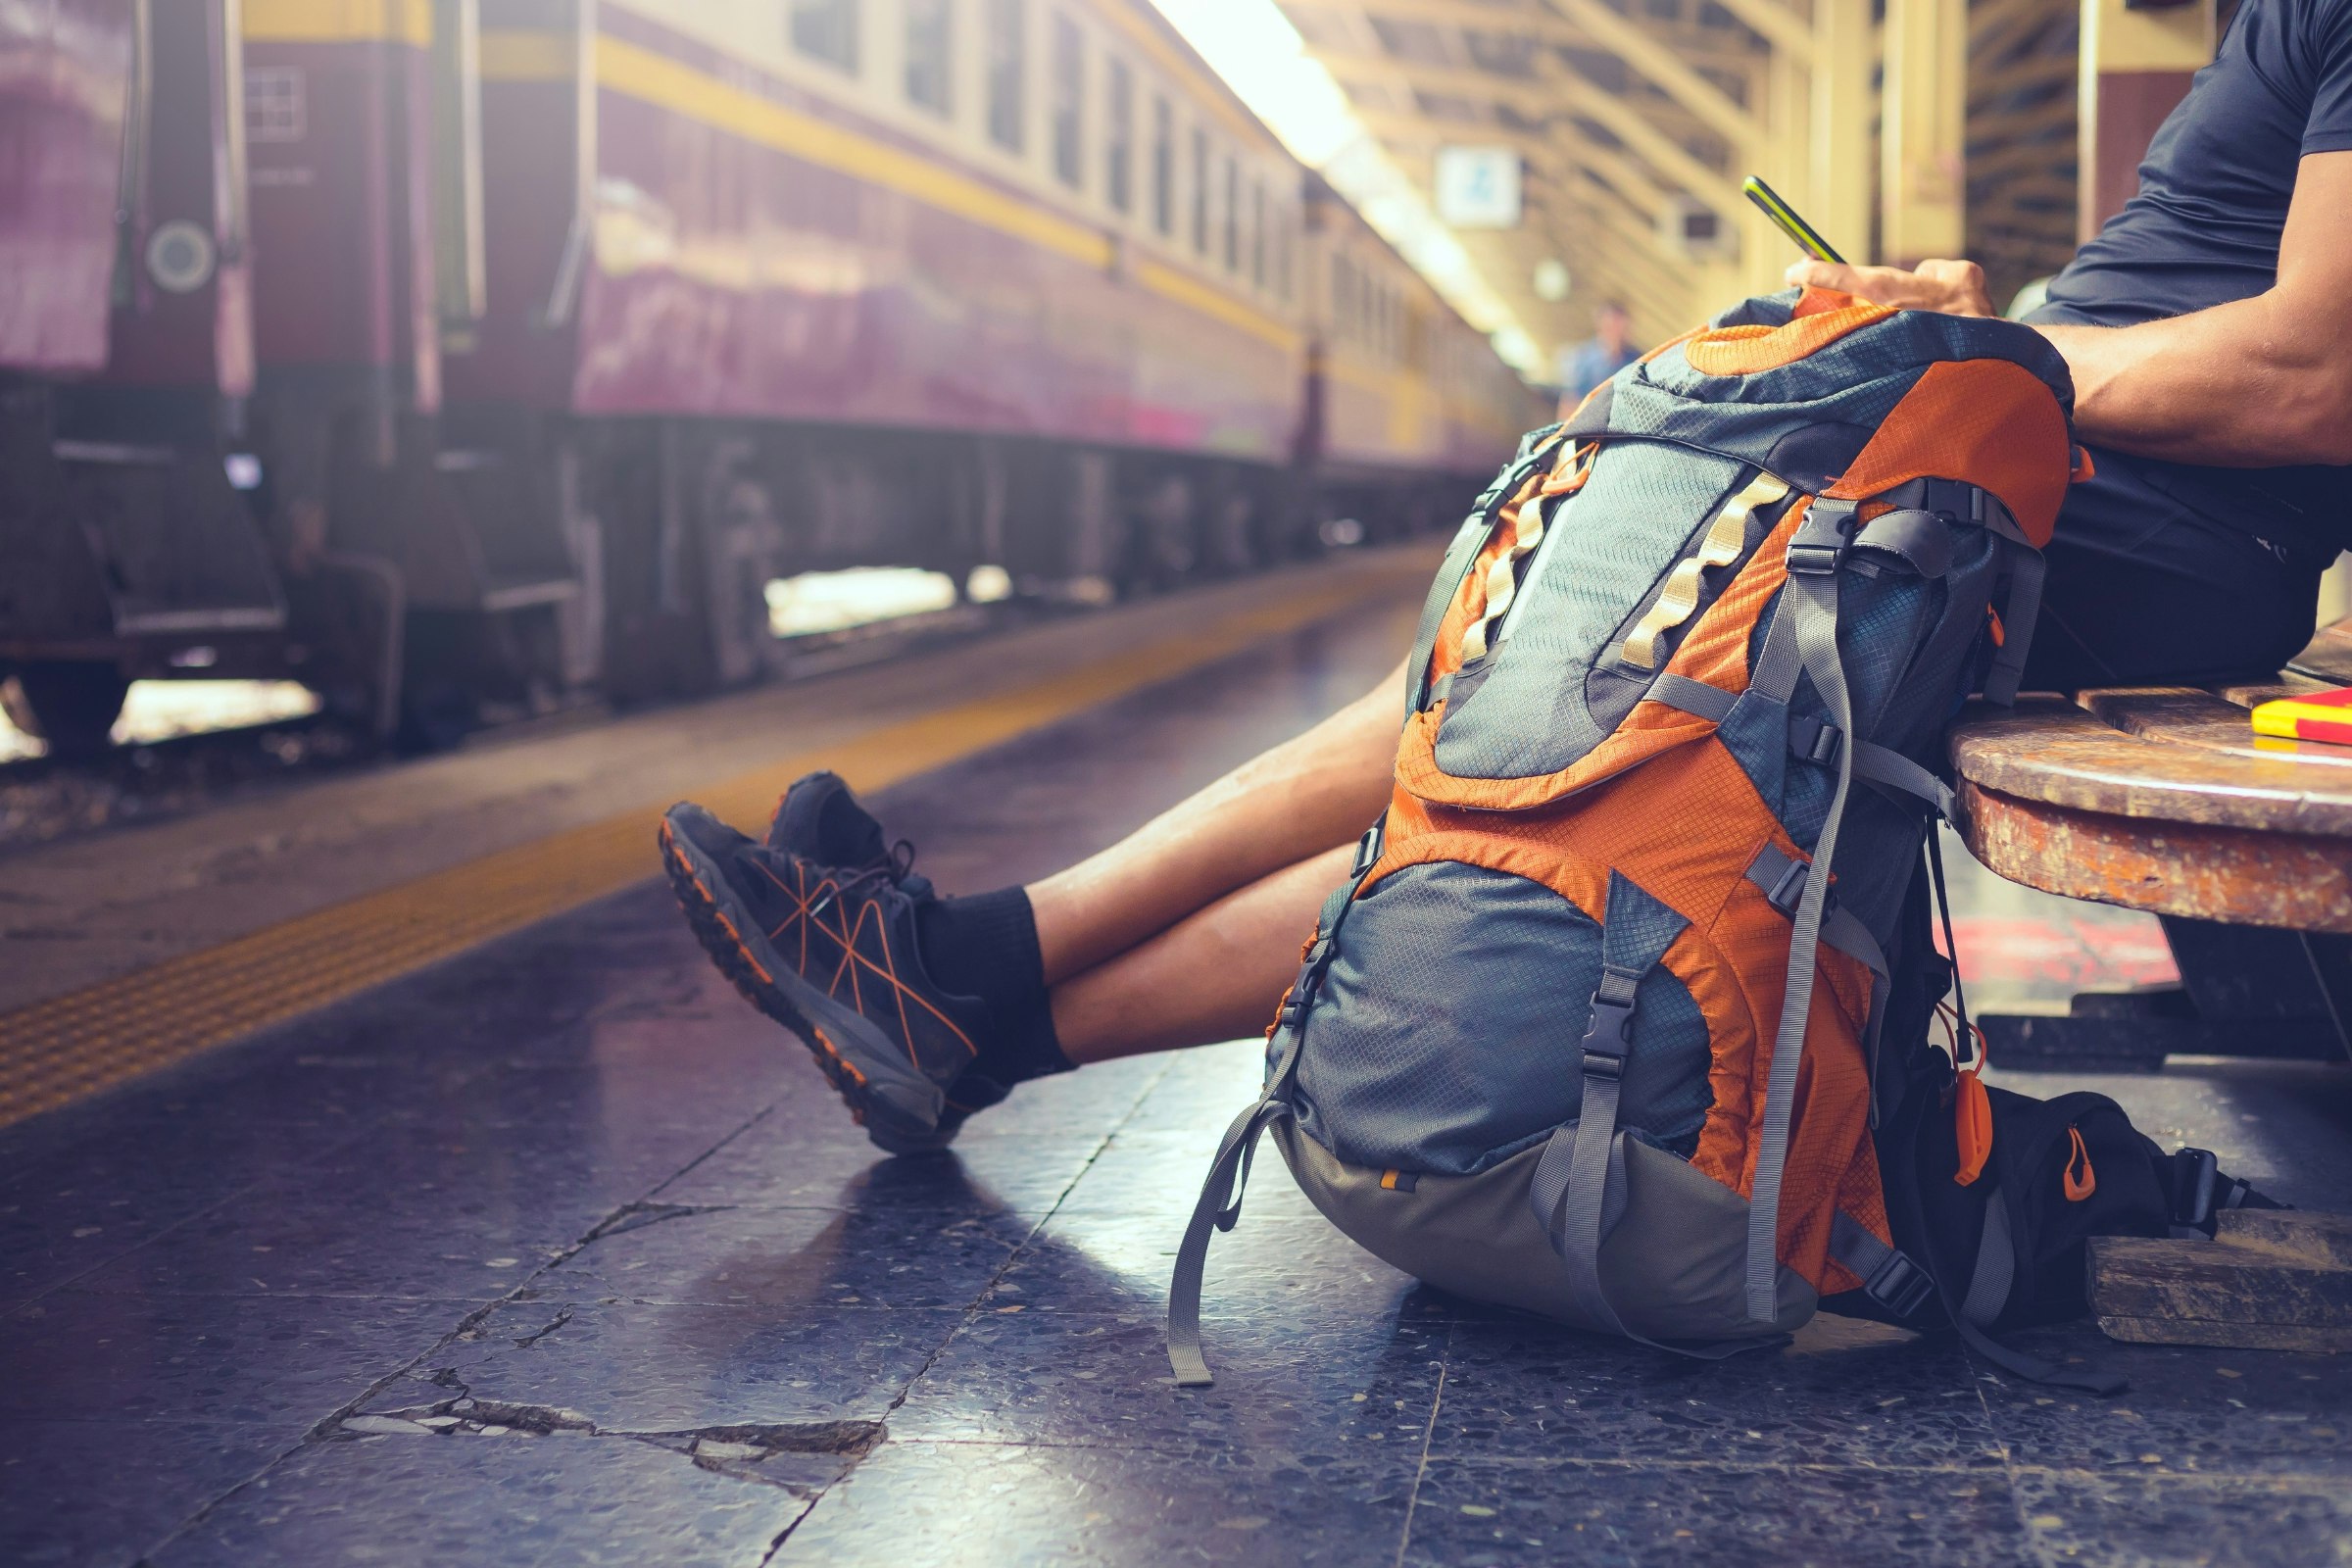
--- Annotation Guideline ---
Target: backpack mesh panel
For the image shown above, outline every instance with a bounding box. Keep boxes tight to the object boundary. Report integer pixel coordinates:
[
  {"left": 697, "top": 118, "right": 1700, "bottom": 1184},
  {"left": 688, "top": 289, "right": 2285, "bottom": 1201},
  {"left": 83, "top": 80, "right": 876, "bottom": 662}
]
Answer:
[
  {"left": 1435, "top": 448, "right": 1746, "bottom": 781},
  {"left": 1292, "top": 859, "right": 1713, "bottom": 1175}
]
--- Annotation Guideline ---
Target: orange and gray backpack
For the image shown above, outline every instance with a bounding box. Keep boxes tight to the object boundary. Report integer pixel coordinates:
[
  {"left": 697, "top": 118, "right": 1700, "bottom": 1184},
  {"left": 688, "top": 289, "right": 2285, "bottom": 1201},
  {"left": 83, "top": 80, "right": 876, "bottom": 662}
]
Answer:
[{"left": 1165, "top": 288, "right": 2278, "bottom": 1392}]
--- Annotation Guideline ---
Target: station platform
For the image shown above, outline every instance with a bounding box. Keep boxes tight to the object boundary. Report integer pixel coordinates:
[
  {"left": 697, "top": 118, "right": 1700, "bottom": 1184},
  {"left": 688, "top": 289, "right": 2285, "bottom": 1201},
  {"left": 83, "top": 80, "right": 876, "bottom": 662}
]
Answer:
[{"left": 3, "top": 548, "right": 2348, "bottom": 1567}]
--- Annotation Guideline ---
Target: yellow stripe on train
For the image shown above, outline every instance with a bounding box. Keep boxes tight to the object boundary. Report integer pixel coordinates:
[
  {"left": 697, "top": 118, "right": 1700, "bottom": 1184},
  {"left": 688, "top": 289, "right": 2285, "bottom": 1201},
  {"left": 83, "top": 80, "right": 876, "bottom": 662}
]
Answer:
[{"left": 583, "top": 34, "right": 1300, "bottom": 357}]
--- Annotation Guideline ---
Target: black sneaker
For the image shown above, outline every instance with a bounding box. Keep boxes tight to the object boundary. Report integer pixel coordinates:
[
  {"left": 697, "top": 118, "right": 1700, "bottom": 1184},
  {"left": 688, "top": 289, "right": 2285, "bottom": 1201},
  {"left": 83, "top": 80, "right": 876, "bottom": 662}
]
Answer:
[
  {"left": 760, "top": 773, "right": 1011, "bottom": 1144},
  {"left": 660, "top": 801, "right": 989, "bottom": 1154},
  {"left": 765, "top": 771, "right": 896, "bottom": 871}
]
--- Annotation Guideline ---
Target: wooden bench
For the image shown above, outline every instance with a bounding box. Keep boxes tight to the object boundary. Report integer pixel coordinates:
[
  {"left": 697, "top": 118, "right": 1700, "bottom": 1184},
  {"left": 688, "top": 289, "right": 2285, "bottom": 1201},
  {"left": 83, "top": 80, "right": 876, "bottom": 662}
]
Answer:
[
  {"left": 1949, "top": 618, "right": 2352, "bottom": 1350},
  {"left": 1947, "top": 615, "right": 2352, "bottom": 1069}
]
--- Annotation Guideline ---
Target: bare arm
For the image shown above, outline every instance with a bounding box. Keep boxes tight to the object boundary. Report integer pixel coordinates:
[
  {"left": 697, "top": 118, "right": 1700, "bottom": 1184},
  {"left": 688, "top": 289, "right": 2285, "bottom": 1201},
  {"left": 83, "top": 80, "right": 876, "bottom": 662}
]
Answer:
[{"left": 1788, "top": 151, "right": 2352, "bottom": 467}]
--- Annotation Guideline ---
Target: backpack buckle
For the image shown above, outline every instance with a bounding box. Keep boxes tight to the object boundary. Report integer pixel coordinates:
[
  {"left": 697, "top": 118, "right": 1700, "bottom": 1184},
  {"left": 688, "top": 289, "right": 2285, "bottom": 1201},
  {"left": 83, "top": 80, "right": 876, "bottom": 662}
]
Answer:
[
  {"left": 1863, "top": 1248, "right": 1936, "bottom": 1319},
  {"left": 1764, "top": 858, "right": 1811, "bottom": 917},
  {"left": 1787, "top": 499, "right": 1860, "bottom": 575},
  {"left": 1350, "top": 821, "right": 1385, "bottom": 879},
  {"left": 2170, "top": 1148, "right": 2221, "bottom": 1231},
  {"left": 1788, "top": 715, "right": 1843, "bottom": 767},
  {"left": 1579, "top": 967, "right": 1642, "bottom": 1080}
]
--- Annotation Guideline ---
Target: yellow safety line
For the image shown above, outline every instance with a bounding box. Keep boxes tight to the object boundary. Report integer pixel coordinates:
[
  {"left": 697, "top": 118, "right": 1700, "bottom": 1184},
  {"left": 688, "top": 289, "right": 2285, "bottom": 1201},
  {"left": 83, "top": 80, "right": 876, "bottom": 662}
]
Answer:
[{"left": 0, "top": 573, "right": 1414, "bottom": 1129}]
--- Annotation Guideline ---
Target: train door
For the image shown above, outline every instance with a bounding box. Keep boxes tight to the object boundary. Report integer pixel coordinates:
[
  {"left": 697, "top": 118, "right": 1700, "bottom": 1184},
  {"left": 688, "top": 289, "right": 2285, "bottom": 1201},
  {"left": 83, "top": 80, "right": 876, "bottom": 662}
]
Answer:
[{"left": 0, "top": 0, "right": 286, "bottom": 756}]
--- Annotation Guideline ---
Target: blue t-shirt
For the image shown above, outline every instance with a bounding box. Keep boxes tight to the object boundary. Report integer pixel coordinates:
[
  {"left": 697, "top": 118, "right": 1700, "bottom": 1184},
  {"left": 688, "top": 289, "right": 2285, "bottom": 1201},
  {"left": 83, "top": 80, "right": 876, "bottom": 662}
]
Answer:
[
  {"left": 1564, "top": 338, "right": 1639, "bottom": 400},
  {"left": 2034, "top": 0, "right": 2352, "bottom": 541}
]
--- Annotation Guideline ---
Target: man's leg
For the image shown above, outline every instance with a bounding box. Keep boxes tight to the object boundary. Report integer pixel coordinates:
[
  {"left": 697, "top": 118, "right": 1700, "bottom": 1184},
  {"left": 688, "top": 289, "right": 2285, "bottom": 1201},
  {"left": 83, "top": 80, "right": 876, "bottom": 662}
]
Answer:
[
  {"left": 2022, "top": 450, "right": 2329, "bottom": 689},
  {"left": 662, "top": 646, "right": 1411, "bottom": 1145},
  {"left": 1025, "top": 656, "right": 1404, "bottom": 986},
  {"left": 1051, "top": 843, "right": 1355, "bottom": 1063}
]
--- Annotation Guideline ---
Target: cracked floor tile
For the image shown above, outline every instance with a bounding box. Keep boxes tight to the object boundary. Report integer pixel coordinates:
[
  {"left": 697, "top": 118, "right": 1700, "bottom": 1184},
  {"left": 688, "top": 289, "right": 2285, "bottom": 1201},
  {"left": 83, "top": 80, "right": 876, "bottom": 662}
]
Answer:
[{"left": 402, "top": 1297, "right": 958, "bottom": 1433}]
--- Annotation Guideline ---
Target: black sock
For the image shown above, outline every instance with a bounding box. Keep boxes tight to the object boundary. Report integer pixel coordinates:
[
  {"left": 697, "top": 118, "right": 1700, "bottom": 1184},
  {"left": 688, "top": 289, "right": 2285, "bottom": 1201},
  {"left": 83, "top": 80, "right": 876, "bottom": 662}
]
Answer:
[{"left": 914, "top": 887, "right": 1072, "bottom": 1085}]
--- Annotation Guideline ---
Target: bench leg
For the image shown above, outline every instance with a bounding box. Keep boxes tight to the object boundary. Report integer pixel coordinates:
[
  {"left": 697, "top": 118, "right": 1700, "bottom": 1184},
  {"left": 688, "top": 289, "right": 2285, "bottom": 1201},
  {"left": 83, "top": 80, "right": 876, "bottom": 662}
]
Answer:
[{"left": 1978, "top": 918, "right": 2352, "bottom": 1070}]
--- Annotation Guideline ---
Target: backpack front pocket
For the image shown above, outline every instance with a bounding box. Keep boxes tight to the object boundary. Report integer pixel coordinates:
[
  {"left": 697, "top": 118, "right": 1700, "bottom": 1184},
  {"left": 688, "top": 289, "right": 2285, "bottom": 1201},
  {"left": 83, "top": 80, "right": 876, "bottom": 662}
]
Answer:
[{"left": 1291, "top": 855, "right": 1714, "bottom": 1178}]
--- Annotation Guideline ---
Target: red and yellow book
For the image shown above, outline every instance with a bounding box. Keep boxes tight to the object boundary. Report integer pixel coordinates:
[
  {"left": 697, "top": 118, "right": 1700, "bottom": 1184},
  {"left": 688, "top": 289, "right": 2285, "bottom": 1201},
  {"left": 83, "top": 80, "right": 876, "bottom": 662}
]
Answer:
[{"left": 2251, "top": 685, "right": 2352, "bottom": 746}]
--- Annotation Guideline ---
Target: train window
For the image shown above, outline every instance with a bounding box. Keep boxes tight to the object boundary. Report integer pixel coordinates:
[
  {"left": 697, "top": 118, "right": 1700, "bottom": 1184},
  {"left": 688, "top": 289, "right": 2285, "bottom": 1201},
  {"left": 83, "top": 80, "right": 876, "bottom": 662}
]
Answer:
[
  {"left": 1104, "top": 57, "right": 1132, "bottom": 215},
  {"left": 1151, "top": 96, "right": 1173, "bottom": 234},
  {"left": 1333, "top": 254, "right": 1352, "bottom": 341},
  {"left": 1221, "top": 155, "right": 1238, "bottom": 271},
  {"left": 245, "top": 68, "right": 304, "bottom": 143},
  {"left": 790, "top": 0, "right": 859, "bottom": 74},
  {"left": 1050, "top": 12, "right": 1083, "bottom": 189},
  {"left": 986, "top": 0, "right": 1025, "bottom": 153},
  {"left": 905, "top": 0, "right": 953, "bottom": 115},
  {"left": 1250, "top": 178, "right": 1265, "bottom": 289},
  {"left": 1190, "top": 127, "right": 1208, "bottom": 254}
]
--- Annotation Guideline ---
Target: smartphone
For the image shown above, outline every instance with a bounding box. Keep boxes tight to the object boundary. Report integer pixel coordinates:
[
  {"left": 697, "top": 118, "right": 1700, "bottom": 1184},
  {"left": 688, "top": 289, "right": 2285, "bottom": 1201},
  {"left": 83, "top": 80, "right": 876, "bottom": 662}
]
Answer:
[{"left": 1741, "top": 175, "right": 1845, "bottom": 266}]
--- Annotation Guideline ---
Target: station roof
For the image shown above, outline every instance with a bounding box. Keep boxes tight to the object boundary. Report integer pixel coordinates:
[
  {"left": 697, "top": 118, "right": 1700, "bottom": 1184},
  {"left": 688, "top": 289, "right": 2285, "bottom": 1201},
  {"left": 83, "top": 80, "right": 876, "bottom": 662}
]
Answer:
[{"left": 1258, "top": 0, "right": 2080, "bottom": 368}]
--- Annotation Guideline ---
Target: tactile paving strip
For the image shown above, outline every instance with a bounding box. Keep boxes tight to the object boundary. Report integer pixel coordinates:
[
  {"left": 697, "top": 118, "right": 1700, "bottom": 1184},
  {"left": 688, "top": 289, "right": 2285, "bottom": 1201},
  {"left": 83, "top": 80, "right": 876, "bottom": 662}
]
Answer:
[{"left": 0, "top": 575, "right": 1411, "bottom": 1127}]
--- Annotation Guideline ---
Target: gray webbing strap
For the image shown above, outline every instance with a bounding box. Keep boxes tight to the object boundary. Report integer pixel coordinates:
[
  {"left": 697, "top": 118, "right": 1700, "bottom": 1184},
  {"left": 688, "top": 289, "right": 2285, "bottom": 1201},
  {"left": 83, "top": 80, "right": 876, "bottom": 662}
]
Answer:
[
  {"left": 1828, "top": 1209, "right": 1935, "bottom": 1319},
  {"left": 1168, "top": 864, "right": 1369, "bottom": 1387},
  {"left": 1166, "top": 1091, "right": 1294, "bottom": 1387},
  {"left": 1744, "top": 844, "right": 1892, "bottom": 1117},
  {"left": 1545, "top": 963, "right": 1642, "bottom": 1340},
  {"left": 1851, "top": 741, "right": 1957, "bottom": 820},
  {"left": 1646, "top": 671, "right": 1737, "bottom": 723},
  {"left": 1828, "top": 1208, "right": 1898, "bottom": 1277},
  {"left": 1525, "top": 1120, "right": 1628, "bottom": 1263},
  {"left": 1745, "top": 499, "right": 1859, "bottom": 1323},
  {"left": 1532, "top": 872, "right": 1686, "bottom": 1339},
  {"left": 1746, "top": 557, "right": 1806, "bottom": 707},
  {"left": 1961, "top": 1193, "right": 2016, "bottom": 1327}
]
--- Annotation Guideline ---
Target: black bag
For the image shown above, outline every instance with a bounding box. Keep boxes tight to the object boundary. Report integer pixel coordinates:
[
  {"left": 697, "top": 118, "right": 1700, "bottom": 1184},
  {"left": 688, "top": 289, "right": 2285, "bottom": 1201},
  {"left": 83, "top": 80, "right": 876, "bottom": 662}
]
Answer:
[{"left": 1829, "top": 857, "right": 2279, "bottom": 1393}]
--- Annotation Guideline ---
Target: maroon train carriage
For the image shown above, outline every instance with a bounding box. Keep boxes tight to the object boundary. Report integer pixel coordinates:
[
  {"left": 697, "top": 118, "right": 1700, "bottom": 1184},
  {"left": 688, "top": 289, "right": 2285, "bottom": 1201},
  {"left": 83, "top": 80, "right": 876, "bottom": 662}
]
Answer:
[
  {"left": 456, "top": 0, "right": 1327, "bottom": 700},
  {"left": 239, "top": 0, "right": 584, "bottom": 745},
  {"left": 0, "top": 0, "right": 1544, "bottom": 753},
  {"left": 0, "top": 0, "right": 282, "bottom": 755},
  {"left": 1298, "top": 172, "right": 1553, "bottom": 541}
]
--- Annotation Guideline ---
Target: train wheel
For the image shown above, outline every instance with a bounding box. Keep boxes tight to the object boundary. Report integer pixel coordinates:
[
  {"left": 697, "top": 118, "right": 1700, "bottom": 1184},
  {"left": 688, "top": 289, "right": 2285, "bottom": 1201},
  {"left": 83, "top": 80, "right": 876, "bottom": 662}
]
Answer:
[{"left": 2, "top": 662, "right": 129, "bottom": 759}]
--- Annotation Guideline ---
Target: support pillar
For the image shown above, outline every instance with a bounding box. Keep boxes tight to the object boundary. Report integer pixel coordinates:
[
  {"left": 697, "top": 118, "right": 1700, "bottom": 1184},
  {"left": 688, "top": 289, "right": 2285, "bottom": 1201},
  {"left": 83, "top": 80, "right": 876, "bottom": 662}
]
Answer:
[
  {"left": 1880, "top": 0, "right": 1968, "bottom": 265},
  {"left": 2078, "top": 0, "right": 2215, "bottom": 242},
  {"left": 1810, "top": 0, "right": 1877, "bottom": 264},
  {"left": 1738, "top": 47, "right": 1817, "bottom": 294}
]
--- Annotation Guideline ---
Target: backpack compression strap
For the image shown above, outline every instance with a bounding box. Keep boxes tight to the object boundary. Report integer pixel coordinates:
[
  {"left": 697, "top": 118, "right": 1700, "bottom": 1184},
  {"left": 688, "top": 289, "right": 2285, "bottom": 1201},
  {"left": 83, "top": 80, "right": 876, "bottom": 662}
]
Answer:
[
  {"left": 1741, "top": 496, "right": 1862, "bottom": 1324},
  {"left": 1528, "top": 871, "right": 1788, "bottom": 1359},
  {"left": 1166, "top": 869, "right": 1364, "bottom": 1387},
  {"left": 1528, "top": 871, "right": 1685, "bottom": 1339}
]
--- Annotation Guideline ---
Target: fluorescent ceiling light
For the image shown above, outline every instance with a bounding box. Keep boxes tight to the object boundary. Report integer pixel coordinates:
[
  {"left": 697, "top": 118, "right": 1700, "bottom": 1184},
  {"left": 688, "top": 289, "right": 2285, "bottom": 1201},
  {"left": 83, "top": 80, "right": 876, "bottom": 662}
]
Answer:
[{"left": 1150, "top": 0, "right": 1544, "bottom": 378}]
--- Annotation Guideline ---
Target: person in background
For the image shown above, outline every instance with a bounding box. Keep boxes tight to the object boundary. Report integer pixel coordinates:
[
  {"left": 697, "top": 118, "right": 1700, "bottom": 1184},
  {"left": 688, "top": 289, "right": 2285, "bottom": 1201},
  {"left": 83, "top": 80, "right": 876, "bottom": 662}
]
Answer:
[{"left": 1555, "top": 300, "right": 1639, "bottom": 415}]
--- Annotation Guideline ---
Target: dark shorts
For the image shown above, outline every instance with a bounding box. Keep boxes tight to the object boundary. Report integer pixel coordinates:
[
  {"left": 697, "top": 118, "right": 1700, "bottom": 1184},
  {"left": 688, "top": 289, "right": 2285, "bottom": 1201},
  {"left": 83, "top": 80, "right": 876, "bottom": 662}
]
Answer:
[{"left": 2019, "top": 445, "right": 2334, "bottom": 691}]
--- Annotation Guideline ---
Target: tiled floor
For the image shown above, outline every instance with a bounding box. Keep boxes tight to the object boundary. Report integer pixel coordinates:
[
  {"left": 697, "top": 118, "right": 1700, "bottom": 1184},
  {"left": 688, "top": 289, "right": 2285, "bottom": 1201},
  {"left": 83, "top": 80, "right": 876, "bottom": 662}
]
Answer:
[{"left": 4, "top": 608, "right": 2348, "bottom": 1566}]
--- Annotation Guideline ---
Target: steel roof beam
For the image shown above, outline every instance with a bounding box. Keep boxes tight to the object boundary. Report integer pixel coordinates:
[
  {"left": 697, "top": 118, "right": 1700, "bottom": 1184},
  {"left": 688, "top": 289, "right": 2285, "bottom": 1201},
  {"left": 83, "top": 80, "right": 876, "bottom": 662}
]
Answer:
[{"left": 1535, "top": 0, "right": 1762, "bottom": 149}]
